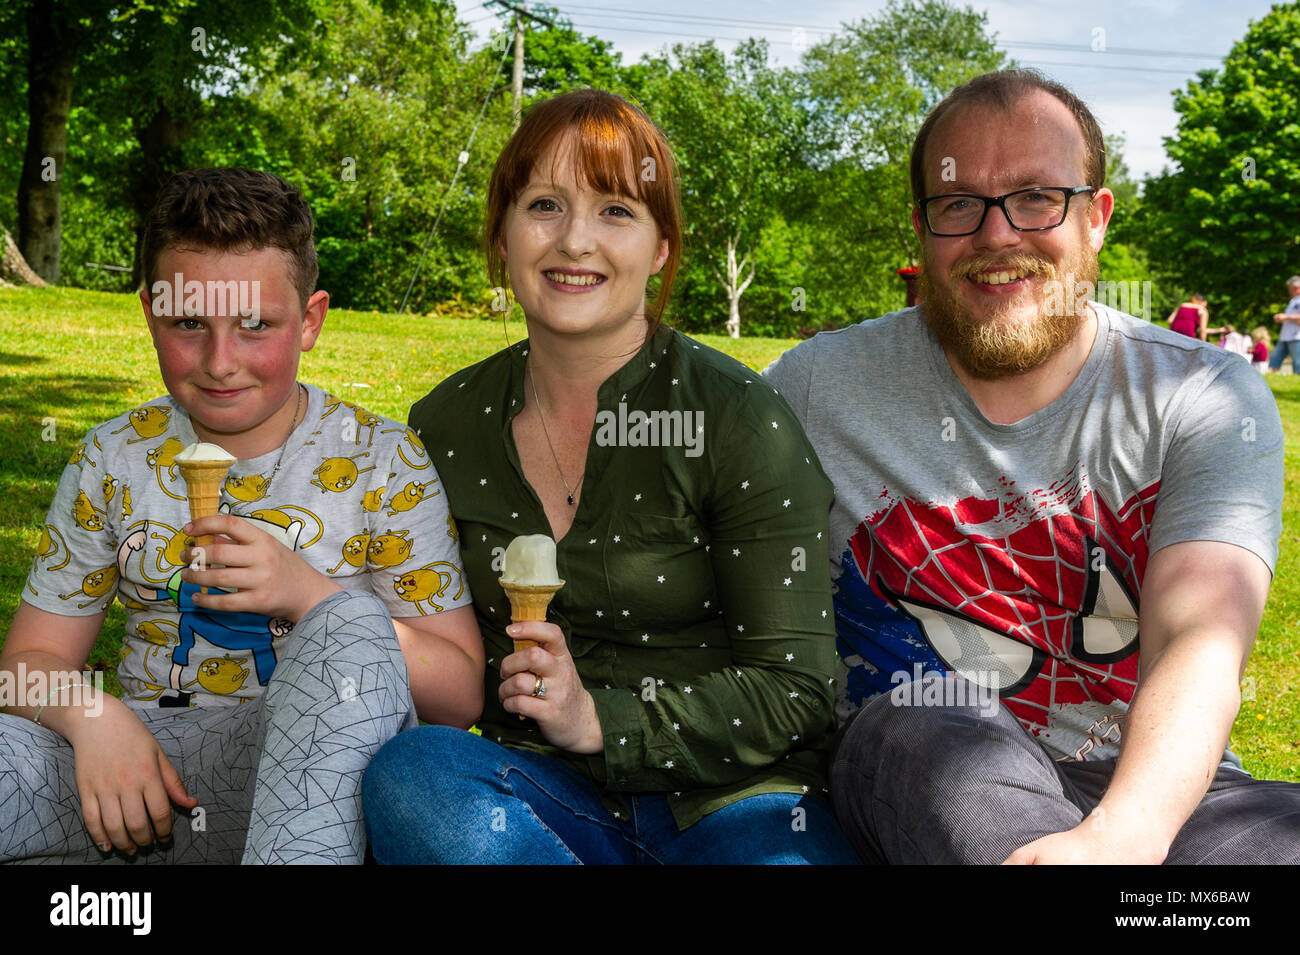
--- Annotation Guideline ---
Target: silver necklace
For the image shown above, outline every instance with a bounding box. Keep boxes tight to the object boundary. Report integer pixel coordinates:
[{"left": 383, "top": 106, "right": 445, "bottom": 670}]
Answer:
[
  {"left": 263, "top": 383, "right": 305, "bottom": 493},
  {"left": 230, "top": 383, "right": 303, "bottom": 510},
  {"left": 527, "top": 365, "right": 582, "bottom": 506}
]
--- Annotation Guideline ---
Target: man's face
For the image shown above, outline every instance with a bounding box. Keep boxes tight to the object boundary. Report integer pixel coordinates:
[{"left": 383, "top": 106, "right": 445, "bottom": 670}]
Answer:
[
  {"left": 141, "top": 246, "right": 326, "bottom": 456},
  {"left": 1288, "top": 280, "right": 1300, "bottom": 299},
  {"left": 913, "top": 90, "right": 1113, "bottom": 378}
]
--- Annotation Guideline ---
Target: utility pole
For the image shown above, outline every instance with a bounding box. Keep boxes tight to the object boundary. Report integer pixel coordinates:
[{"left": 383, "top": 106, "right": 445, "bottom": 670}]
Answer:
[{"left": 486, "top": 1, "right": 557, "bottom": 130}]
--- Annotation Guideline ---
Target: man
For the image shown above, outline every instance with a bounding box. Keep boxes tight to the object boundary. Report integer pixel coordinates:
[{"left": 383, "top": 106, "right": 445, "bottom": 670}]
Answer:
[
  {"left": 1268, "top": 275, "right": 1300, "bottom": 372},
  {"left": 765, "top": 69, "right": 1300, "bottom": 864}
]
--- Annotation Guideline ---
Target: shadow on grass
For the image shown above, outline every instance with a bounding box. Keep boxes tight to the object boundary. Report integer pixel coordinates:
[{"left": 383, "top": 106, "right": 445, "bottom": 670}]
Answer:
[{"left": 0, "top": 352, "right": 50, "bottom": 367}]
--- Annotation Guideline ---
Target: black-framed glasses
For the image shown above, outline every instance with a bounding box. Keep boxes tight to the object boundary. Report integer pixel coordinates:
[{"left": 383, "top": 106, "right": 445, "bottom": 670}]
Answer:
[{"left": 920, "top": 186, "right": 1094, "bottom": 237}]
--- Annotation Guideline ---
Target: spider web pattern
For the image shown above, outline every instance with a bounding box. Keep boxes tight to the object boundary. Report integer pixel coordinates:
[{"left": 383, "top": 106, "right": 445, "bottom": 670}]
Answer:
[{"left": 845, "top": 466, "right": 1158, "bottom": 752}]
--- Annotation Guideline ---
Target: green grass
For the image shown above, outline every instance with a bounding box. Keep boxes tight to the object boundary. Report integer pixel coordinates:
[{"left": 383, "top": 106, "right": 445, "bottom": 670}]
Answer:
[{"left": 2, "top": 285, "right": 1297, "bottom": 779}]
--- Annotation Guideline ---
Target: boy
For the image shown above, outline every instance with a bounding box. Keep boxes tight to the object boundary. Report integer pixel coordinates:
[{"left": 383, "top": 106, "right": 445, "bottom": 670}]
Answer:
[{"left": 0, "top": 168, "right": 483, "bottom": 864}]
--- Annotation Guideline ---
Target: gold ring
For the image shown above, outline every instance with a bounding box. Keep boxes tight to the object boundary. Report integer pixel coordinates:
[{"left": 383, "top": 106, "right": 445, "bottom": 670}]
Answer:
[{"left": 531, "top": 676, "right": 547, "bottom": 699}]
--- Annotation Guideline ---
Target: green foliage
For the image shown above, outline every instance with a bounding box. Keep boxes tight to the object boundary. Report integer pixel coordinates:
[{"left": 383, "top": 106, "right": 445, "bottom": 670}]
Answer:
[{"left": 1138, "top": 1, "right": 1300, "bottom": 327}]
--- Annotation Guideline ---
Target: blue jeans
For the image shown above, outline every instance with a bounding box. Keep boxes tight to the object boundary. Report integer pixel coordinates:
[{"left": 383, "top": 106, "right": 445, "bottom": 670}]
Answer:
[
  {"left": 1268, "top": 337, "right": 1299, "bottom": 371},
  {"left": 363, "top": 725, "right": 860, "bottom": 864}
]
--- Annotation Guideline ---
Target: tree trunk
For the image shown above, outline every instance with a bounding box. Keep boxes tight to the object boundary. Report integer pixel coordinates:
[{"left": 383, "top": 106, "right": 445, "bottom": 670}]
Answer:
[
  {"left": 17, "top": 0, "right": 78, "bottom": 284},
  {"left": 130, "top": 100, "right": 192, "bottom": 286},
  {"left": 1, "top": 222, "right": 48, "bottom": 286},
  {"left": 722, "top": 230, "right": 754, "bottom": 339}
]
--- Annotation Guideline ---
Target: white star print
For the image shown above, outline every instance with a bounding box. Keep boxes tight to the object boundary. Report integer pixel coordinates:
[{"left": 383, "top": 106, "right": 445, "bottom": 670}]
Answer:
[
  {"left": 447, "top": 450, "right": 454, "bottom": 457},
  {"left": 782, "top": 499, "right": 790, "bottom": 508},
  {"left": 589, "top": 538, "right": 596, "bottom": 544},
  {"left": 821, "top": 610, "right": 827, "bottom": 617},
  {"left": 693, "top": 536, "right": 699, "bottom": 544},
  {"left": 672, "top": 722, "right": 679, "bottom": 730},
  {"left": 481, "top": 534, "right": 486, "bottom": 542},
  {"left": 595, "top": 610, "right": 603, "bottom": 617},
  {"left": 792, "top": 734, "right": 800, "bottom": 741},
  {"left": 657, "top": 679, "right": 664, "bottom": 687},
  {"left": 619, "top": 737, "right": 627, "bottom": 745},
  {"left": 732, "top": 548, "right": 740, "bottom": 557},
  {"left": 621, "top": 609, "right": 629, "bottom": 617},
  {"left": 664, "top": 760, "right": 673, "bottom": 768},
  {"left": 740, "top": 480, "right": 749, "bottom": 490},
  {"left": 634, "top": 493, "right": 641, "bottom": 501},
  {"left": 703, "top": 600, "right": 710, "bottom": 608},
  {"left": 802, "top": 785, "right": 809, "bottom": 793},
  {"left": 816, "top": 532, "right": 822, "bottom": 540},
  {"left": 783, "top": 578, "right": 792, "bottom": 586},
  {"left": 671, "top": 378, "right": 679, "bottom": 385},
  {"left": 683, "top": 685, "right": 692, "bottom": 694},
  {"left": 657, "top": 575, "right": 665, "bottom": 583},
  {"left": 736, "top": 624, "right": 744, "bottom": 632},
  {"left": 785, "top": 653, "right": 794, "bottom": 661},
  {"left": 458, "top": 382, "right": 466, "bottom": 388},
  {"left": 479, "top": 478, "right": 487, "bottom": 486},
  {"left": 771, "top": 421, "right": 779, "bottom": 429},
  {"left": 788, "top": 691, "right": 799, "bottom": 698},
  {"left": 613, "top": 535, "right": 621, "bottom": 543},
  {"left": 641, "top": 634, "right": 649, "bottom": 642},
  {"left": 484, "top": 406, "right": 491, "bottom": 414},
  {"left": 649, "top": 361, "right": 656, "bottom": 368},
  {"left": 511, "top": 512, "right": 518, "bottom": 519}
]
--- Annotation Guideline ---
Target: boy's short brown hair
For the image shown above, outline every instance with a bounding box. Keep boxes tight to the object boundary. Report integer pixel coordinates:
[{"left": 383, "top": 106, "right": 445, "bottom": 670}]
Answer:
[{"left": 141, "top": 168, "right": 318, "bottom": 310}]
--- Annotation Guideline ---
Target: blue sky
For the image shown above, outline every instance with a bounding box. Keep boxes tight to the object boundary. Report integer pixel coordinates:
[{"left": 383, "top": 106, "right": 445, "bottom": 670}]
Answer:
[{"left": 453, "top": 0, "right": 1280, "bottom": 182}]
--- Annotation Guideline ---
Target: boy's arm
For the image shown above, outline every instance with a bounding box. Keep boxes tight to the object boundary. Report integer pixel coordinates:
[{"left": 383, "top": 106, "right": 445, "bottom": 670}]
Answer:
[
  {"left": 1, "top": 602, "right": 195, "bottom": 854},
  {"left": 393, "top": 606, "right": 485, "bottom": 728}
]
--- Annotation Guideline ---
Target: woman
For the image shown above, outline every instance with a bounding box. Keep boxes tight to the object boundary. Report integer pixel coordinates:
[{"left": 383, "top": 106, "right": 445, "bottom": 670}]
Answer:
[
  {"left": 363, "top": 90, "right": 857, "bottom": 864},
  {"left": 1167, "top": 293, "right": 1216, "bottom": 341}
]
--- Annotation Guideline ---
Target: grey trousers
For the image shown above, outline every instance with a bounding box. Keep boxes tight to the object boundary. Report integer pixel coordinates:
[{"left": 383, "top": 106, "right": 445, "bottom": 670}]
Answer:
[
  {"left": 830, "top": 675, "right": 1300, "bottom": 864},
  {"left": 0, "top": 590, "right": 415, "bottom": 865}
]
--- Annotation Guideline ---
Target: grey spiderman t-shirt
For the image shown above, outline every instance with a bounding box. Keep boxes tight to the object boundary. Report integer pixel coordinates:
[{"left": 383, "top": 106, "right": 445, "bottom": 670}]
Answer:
[{"left": 765, "top": 302, "right": 1282, "bottom": 762}]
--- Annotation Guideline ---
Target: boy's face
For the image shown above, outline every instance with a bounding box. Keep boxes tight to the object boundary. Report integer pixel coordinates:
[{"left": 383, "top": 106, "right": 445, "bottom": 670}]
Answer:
[{"left": 141, "top": 246, "right": 327, "bottom": 458}]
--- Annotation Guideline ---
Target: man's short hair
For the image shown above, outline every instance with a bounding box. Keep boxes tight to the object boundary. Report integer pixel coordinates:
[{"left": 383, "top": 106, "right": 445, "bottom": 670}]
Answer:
[
  {"left": 910, "top": 68, "right": 1107, "bottom": 203},
  {"left": 141, "top": 168, "right": 318, "bottom": 310},
  {"left": 1288, "top": 275, "right": 1300, "bottom": 287}
]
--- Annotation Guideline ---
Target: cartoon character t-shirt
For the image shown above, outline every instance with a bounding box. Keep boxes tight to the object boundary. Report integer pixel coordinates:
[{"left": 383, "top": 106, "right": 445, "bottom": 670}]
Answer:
[{"left": 24, "top": 385, "right": 471, "bottom": 708}]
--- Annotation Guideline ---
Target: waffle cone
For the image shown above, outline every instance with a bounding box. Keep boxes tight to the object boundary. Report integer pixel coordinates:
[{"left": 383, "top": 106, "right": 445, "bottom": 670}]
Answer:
[
  {"left": 499, "top": 580, "right": 564, "bottom": 650},
  {"left": 179, "top": 460, "right": 233, "bottom": 593}
]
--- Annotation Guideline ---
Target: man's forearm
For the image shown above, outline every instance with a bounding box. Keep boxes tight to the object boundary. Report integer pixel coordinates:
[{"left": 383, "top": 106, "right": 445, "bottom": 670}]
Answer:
[{"left": 1092, "top": 629, "right": 1245, "bottom": 860}]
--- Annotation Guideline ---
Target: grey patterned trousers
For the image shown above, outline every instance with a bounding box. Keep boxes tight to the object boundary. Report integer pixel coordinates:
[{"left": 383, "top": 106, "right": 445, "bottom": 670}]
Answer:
[{"left": 0, "top": 590, "right": 415, "bottom": 865}]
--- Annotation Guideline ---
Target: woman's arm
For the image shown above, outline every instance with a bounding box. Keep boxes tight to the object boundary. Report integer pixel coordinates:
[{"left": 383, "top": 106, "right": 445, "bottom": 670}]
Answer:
[{"left": 584, "top": 385, "right": 839, "bottom": 792}]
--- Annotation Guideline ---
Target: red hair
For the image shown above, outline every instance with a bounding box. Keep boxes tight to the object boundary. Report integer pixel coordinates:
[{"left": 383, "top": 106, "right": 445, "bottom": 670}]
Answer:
[{"left": 484, "top": 89, "right": 682, "bottom": 332}]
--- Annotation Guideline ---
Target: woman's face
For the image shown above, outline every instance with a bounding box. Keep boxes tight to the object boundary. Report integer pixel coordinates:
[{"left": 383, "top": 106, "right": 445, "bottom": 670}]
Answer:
[{"left": 501, "top": 133, "right": 670, "bottom": 340}]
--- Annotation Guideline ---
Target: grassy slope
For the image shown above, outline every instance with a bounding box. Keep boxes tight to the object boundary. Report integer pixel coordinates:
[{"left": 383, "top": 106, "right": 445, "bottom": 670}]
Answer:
[{"left": 2, "top": 286, "right": 1295, "bottom": 779}]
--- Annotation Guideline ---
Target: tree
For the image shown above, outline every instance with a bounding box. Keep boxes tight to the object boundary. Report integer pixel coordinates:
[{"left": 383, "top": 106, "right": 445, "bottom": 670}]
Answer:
[
  {"left": 644, "top": 40, "right": 809, "bottom": 337},
  {"left": 802, "top": 0, "right": 1008, "bottom": 271},
  {"left": 1138, "top": 2, "right": 1300, "bottom": 326}
]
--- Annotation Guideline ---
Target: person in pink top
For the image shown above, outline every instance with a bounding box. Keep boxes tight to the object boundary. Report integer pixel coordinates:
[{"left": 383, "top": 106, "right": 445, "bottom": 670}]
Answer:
[{"left": 1167, "top": 293, "right": 1211, "bottom": 340}]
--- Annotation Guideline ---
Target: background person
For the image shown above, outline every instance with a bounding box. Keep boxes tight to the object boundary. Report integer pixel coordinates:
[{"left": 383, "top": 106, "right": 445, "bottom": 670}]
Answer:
[{"left": 1268, "top": 275, "right": 1300, "bottom": 373}]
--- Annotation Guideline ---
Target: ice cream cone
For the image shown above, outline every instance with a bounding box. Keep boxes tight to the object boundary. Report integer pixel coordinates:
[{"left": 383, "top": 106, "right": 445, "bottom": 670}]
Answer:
[
  {"left": 499, "top": 580, "right": 564, "bottom": 650},
  {"left": 178, "top": 459, "right": 233, "bottom": 593}
]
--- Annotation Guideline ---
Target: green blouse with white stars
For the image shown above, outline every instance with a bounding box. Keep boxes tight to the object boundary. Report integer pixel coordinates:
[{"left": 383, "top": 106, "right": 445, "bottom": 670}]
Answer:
[{"left": 408, "top": 323, "right": 839, "bottom": 829}]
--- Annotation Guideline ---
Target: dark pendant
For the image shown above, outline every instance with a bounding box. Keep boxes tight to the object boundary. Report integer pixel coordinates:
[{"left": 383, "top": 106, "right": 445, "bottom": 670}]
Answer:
[{"left": 567, "top": 493, "right": 575, "bottom": 505}]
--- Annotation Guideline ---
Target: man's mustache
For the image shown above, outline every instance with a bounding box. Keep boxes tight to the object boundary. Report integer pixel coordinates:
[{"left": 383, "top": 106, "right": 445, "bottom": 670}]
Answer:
[{"left": 947, "top": 254, "right": 1056, "bottom": 282}]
